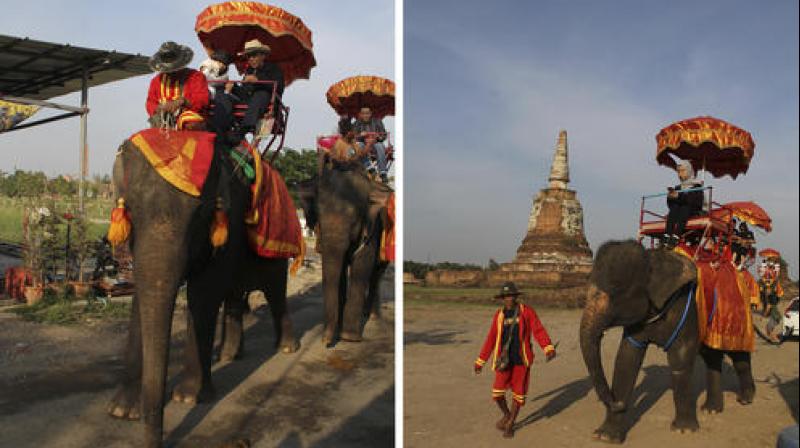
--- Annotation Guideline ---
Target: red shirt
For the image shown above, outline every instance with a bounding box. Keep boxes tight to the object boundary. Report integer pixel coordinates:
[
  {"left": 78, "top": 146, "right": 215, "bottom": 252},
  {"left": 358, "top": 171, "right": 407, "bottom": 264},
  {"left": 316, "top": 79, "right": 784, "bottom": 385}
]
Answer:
[
  {"left": 145, "top": 69, "right": 209, "bottom": 117},
  {"left": 476, "top": 303, "right": 554, "bottom": 370}
]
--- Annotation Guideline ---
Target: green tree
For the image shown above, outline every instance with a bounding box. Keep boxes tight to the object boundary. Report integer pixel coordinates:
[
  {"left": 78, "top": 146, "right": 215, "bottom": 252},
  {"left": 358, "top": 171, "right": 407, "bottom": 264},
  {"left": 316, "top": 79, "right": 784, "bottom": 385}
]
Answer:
[
  {"left": 404, "top": 260, "right": 433, "bottom": 280},
  {"left": 271, "top": 147, "right": 318, "bottom": 185}
]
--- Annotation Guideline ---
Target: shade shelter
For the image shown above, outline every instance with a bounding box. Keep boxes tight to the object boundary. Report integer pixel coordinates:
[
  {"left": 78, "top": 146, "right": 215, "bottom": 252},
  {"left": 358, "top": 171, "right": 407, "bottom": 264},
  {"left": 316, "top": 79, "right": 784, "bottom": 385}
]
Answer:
[{"left": 0, "top": 34, "right": 151, "bottom": 211}]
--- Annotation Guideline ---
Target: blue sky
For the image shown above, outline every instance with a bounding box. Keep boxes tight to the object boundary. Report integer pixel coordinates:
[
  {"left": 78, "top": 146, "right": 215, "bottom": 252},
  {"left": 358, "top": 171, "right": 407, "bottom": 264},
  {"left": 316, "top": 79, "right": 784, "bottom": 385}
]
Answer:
[
  {"left": 0, "top": 0, "right": 394, "bottom": 175},
  {"left": 405, "top": 0, "right": 799, "bottom": 277}
]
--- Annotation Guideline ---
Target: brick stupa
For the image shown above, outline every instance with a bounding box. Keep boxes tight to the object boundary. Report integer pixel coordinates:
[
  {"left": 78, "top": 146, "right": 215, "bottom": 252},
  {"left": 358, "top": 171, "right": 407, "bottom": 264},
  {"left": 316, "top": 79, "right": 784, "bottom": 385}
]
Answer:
[{"left": 489, "top": 130, "right": 593, "bottom": 303}]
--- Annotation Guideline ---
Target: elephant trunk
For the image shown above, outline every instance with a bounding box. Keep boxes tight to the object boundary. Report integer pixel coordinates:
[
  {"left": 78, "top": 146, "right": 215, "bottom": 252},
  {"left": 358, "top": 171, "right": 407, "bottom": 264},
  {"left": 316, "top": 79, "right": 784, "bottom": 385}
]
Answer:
[{"left": 580, "top": 286, "right": 625, "bottom": 412}]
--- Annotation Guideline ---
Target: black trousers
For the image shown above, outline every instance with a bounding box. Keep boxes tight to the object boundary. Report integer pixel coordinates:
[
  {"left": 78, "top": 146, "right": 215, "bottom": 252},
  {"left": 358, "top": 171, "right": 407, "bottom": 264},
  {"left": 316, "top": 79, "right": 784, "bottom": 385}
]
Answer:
[
  {"left": 665, "top": 204, "right": 692, "bottom": 237},
  {"left": 210, "top": 93, "right": 234, "bottom": 135}
]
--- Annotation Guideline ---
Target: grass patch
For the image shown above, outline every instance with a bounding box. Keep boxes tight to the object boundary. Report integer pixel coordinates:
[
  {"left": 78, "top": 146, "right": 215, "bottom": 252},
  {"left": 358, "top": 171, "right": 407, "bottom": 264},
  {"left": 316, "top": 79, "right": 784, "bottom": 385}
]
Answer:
[
  {"left": 0, "top": 196, "right": 111, "bottom": 243},
  {"left": 10, "top": 290, "right": 130, "bottom": 325}
]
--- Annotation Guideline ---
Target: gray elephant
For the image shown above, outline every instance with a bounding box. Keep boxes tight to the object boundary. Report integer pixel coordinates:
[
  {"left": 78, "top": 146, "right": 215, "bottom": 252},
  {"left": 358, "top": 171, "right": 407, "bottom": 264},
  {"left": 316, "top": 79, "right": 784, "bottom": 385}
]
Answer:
[
  {"left": 580, "top": 240, "right": 758, "bottom": 444},
  {"left": 312, "top": 155, "right": 390, "bottom": 345},
  {"left": 107, "top": 138, "right": 297, "bottom": 447}
]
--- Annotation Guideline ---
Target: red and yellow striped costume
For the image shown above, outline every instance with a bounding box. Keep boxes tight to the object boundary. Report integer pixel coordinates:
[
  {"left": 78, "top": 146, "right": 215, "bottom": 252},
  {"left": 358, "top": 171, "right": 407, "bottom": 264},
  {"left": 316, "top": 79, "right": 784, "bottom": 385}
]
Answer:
[
  {"left": 146, "top": 69, "right": 209, "bottom": 130},
  {"left": 475, "top": 303, "right": 554, "bottom": 405}
]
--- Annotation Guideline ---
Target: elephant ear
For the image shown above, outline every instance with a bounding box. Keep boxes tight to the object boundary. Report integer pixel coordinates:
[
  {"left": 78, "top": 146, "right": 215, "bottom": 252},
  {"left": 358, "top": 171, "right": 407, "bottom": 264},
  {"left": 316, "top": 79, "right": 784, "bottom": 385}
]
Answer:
[{"left": 645, "top": 250, "right": 698, "bottom": 309}]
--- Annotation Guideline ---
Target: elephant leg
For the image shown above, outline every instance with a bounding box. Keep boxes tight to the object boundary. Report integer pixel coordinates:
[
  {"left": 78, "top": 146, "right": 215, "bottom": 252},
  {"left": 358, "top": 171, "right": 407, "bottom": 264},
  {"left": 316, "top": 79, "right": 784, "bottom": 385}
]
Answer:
[
  {"left": 728, "top": 351, "right": 755, "bottom": 404},
  {"left": 108, "top": 293, "right": 143, "bottom": 420},
  {"left": 172, "top": 277, "right": 224, "bottom": 405},
  {"left": 261, "top": 259, "right": 298, "bottom": 353},
  {"left": 321, "top": 245, "right": 347, "bottom": 345},
  {"left": 134, "top": 235, "right": 186, "bottom": 448},
  {"left": 594, "top": 338, "right": 646, "bottom": 444},
  {"left": 365, "top": 261, "right": 387, "bottom": 322},
  {"left": 219, "top": 290, "right": 246, "bottom": 363},
  {"left": 341, "top": 248, "right": 375, "bottom": 342},
  {"left": 667, "top": 343, "right": 699, "bottom": 432},
  {"left": 700, "top": 345, "right": 724, "bottom": 413}
]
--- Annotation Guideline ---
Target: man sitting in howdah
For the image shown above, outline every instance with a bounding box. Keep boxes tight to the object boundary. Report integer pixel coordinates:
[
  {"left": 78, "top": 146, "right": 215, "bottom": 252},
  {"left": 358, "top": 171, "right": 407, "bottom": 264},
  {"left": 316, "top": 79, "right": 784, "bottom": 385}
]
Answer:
[{"left": 146, "top": 41, "right": 209, "bottom": 131}]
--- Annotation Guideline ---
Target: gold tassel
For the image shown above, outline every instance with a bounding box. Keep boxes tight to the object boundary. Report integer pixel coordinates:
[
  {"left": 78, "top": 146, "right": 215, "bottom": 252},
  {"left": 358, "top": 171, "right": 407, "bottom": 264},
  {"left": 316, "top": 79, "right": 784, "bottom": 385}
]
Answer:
[
  {"left": 107, "top": 198, "right": 131, "bottom": 246},
  {"left": 210, "top": 197, "right": 229, "bottom": 248},
  {"left": 245, "top": 141, "right": 263, "bottom": 225},
  {"left": 289, "top": 237, "right": 306, "bottom": 276}
]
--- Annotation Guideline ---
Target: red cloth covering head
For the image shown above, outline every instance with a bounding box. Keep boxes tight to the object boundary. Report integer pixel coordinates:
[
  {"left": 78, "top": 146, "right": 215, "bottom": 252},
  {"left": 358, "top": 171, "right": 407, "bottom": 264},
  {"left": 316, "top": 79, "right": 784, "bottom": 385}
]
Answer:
[{"left": 128, "top": 128, "right": 216, "bottom": 197}]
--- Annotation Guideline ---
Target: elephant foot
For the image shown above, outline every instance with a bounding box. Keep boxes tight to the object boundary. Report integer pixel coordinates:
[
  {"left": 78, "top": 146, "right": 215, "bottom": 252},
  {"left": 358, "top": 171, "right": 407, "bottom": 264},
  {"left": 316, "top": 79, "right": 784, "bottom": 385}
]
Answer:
[
  {"left": 670, "top": 417, "right": 699, "bottom": 433},
  {"left": 323, "top": 327, "right": 337, "bottom": 347},
  {"left": 172, "top": 377, "right": 216, "bottom": 405},
  {"left": 107, "top": 384, "right": 141, "bottom": 420},
  {"left": 736, "top": 387, "right": 755, "bottom": 405},
  {"left": 701, "top": 400, "right": 723, "bottom": 414},
  {"left": 592, "top": 425, "right": 625, "bottom": 444},
  {"left": 340, "top": 331, "right": 363, "bottom": 342},
  {"left": 279, "top": 339, "right": 300, "bottom": 354},
  {"left": 220, "top": 344, "right": 244, "bottom": 363}
]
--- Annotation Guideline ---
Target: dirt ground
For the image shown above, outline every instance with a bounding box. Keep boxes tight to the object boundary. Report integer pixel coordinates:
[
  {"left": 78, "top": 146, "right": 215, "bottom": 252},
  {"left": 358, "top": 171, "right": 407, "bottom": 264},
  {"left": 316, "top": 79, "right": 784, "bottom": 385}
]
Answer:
[
  {"left": 0, "top": 258, "right": 395, "bottom": 448},
  {"left": 404, "top": 298, "right": 799, "bottom": 448}
]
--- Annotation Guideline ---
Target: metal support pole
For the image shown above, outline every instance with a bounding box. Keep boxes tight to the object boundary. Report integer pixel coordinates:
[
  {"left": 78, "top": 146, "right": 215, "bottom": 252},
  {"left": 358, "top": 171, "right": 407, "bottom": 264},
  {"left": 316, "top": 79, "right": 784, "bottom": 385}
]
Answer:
[{"left": 79, "top": 66, "right": 88, "bottom": 214}]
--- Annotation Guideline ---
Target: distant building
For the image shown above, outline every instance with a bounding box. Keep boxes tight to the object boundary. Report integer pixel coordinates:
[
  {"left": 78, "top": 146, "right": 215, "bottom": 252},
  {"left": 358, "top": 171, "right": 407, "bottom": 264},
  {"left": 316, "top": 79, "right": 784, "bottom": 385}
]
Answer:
[{"left": 488, "top": 130, "right": 592, "bottom": 306}]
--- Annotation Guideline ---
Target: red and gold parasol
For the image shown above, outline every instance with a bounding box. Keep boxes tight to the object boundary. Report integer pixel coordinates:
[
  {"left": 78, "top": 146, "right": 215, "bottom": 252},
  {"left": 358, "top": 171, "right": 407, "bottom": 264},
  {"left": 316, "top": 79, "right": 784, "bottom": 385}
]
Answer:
[
  {"left": 656, "top": 116, "right": 755, "bottom": 179},
  {"left": 195, "top": 2, "right": 315, "bottom": 86},
  {"left": 758, "top": 248, "right": 781, "bottom": 259},
  {"left": 326, "top": 75, "right": 395, "bottom": 118},
  {"left": 712, "top": 201, "right": 772, "bottom": 232}
]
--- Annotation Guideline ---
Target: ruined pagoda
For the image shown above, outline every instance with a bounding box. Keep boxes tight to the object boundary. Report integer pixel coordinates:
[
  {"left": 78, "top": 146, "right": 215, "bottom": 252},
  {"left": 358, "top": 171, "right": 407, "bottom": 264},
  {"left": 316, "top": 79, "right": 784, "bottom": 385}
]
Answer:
[{"left": 489, "top": 130, "right": 593, "bottom": 304}]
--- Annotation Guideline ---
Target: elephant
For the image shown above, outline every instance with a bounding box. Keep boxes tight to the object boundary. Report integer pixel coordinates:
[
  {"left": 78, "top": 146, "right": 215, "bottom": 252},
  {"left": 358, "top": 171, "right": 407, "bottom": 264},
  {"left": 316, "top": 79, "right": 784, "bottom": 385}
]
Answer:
[
  {"left": 580, "top": 240, "right": 700, "bottom": 443},
  {"left": 302, "top": 155, "right": 390, "bottom": 345},
  {"left": 107, "top": 138, "right": 297, "bottom": 447}
]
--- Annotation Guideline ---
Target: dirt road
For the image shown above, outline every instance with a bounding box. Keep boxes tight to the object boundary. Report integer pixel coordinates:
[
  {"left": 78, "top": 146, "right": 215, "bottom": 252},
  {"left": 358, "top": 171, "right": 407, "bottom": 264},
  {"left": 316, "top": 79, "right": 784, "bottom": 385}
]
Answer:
[
  {"left": 404, "top": 299, "right": 798, "bottom": 448},
  {"left": 0, "top": 262, "right": 395, "bottom": 447}
]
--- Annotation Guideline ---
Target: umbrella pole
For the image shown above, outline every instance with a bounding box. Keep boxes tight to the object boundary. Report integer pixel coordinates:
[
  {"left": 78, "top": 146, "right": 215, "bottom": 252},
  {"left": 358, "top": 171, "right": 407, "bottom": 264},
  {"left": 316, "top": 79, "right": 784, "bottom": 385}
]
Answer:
[{"left": 702, "top": 157, "right": 706, "bottom": 183}]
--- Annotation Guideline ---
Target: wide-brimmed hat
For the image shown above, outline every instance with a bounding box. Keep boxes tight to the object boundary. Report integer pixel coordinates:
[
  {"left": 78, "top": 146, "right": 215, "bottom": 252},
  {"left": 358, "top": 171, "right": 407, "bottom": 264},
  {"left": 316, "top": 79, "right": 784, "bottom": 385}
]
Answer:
[
  {"left": 242, "top": 39, "right": 271, "bottom": 55},
  {"left": 494, "top": 281, "right": 522, "bottom": 299},
  {"left": 149, "top": 41, "right": 194, "bottom": 73}
]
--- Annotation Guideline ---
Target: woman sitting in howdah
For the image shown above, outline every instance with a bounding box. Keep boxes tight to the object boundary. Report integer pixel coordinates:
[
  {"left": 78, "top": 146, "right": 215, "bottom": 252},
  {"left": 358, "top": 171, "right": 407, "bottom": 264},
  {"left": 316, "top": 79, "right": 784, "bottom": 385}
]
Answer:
[{"left": 664, "top": 160, "right": 704, "bottom": 247}]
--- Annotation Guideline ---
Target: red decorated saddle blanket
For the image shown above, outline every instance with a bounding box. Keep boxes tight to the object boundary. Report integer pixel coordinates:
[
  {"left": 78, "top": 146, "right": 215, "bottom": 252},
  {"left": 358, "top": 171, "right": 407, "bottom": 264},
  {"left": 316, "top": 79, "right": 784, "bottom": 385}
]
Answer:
[
  {"left": 247, "top": 163, "right": 304, "bottom": 260},
  {"left": 673, "top": 246, "right": 754, "bottom": 352},
  {"left": 380, "top": 192, "right": 395, "bottom": 262},
  {"left": 695, "top": 260, "right": 754, "bottom": 352},
  {"left": 129, "top": 128, "right": 216, "bottom": 197}
]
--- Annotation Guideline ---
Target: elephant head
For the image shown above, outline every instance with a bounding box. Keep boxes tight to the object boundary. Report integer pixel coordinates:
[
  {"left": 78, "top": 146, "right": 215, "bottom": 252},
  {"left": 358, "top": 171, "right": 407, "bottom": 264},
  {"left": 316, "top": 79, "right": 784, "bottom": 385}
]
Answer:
[{"left": 579, "top": 240, "right": 696, "bottom": 411}]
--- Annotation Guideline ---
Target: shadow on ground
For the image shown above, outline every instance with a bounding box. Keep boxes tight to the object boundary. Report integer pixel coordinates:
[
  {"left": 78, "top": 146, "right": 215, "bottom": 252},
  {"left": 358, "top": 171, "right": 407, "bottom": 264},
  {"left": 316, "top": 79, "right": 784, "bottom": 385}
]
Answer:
[{"left": 404, "top": 330, "right": 469, "bottom": 346}]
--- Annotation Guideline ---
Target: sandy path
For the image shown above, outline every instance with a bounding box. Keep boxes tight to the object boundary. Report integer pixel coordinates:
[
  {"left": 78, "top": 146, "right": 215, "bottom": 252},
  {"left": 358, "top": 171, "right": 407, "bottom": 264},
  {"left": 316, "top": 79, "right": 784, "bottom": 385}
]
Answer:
[
  {"left": 0, "top": 260, "right": 395, "bottom": 447},
  {"left": 404, "top": 300, "right": 798, "bottom": 448}
]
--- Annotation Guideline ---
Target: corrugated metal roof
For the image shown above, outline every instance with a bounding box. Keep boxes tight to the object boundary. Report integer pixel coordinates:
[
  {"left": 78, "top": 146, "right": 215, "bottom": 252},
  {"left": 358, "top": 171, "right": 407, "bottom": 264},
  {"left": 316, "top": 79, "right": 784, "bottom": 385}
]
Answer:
[{"left": 0, "top": 34, "right": 152, "bottom": 100}]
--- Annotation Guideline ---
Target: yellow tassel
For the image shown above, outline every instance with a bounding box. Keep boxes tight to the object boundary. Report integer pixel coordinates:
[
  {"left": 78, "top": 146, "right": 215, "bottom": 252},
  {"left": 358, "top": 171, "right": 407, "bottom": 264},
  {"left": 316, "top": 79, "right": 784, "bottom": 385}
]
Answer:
[
  {"left": 210, "top": 198, "right": 229, "bottom": 248},
  {"left": 245, "top": 141, "right": 263, "bottom": 225},
  {"left": 107, "top": 198, "right": 131, "bottom": 246},
  {"left": 289, "top": 237, "right": 306, "bottom": 276}
]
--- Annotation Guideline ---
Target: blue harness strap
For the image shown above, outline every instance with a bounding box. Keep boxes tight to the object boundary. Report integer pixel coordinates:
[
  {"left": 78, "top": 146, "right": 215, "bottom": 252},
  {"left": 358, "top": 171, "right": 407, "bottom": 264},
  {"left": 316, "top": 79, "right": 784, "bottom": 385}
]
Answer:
[
  {"left": 624, "top": 285, "right": 695, "bottom": 352},
  {"left": 624, "top": 333, "right": 648, "bottom": 349},
  {"left": 707, "top": 288, "right": 718, "bottom": 326},
  {"left": 662, "top": 286, "right": 694, "bottom": 351}
]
